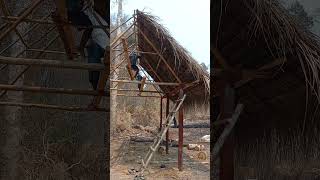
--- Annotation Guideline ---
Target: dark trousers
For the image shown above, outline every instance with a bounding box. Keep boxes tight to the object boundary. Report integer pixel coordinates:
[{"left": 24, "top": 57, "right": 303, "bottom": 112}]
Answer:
[{"left": 87, "top": 42, "right": 104, "bottom": 90}]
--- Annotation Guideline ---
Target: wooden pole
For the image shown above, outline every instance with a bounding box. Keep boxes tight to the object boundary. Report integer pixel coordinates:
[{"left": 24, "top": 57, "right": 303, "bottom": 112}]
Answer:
[
  {"left": 110, "top": 79, "right": 180, "bottom": 86},
  {"left": 178, "top": 100, "right": 184, "bottom": 171},
  {"left": 121, "top": 38, "right": 134, "bottom": 80},
  {"left": 110, "top": 88, "right": 161, "bottom": 94},
  {"left": 212, "top": 104, "right": 243, "bottom": 158},
  {"left": 0, "top": 84, "right": 108, "bottom": 96},
  {"left": 137, "top": 27, "right": 182, "bottom": 83},
  {"left": 26, "top": 49, "right": 69, "bottom": 55},
  {"left": 1, "top": 16, "right": 108, "bottom": 29},
  {"left": 116, "top": 94, "right": 161, "bottom": 98},
  {"left": 53, "top": 0, "right": 76, "bottom": 60},
  {"left": 0, "top": 56, "right": 105, "bottom": 71},
  {"left": 166, "top": 97, "right": 170, "bottom": 154},
  {"left": 0, "top": 0, "right": 42, "bottom": 42},
  {"left": 219, "top": 84, "right": 236, "bottom": 180},
  {"left": 91, "top": 48, "right": 110, "bottom": 107},
  {"left": 159, "top": 96, "right": 163, "bottom": 131},
  {"left": 0, "top": 101, "right": 108, "bottom": 112},
  {"left": 110, "top": 24, "right": 134, "bottom": 47},
  {"left": 0, "top": 34, "right": 59, "bottom": 99},
  {"left": 0, "top": 12, "right": 53, "bottom": 56}
]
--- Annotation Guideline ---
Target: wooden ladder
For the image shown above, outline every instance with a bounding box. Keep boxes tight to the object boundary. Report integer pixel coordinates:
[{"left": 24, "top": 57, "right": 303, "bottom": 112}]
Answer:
[{"left": 141, "top": 93, "right": 186, "bottom": 171}]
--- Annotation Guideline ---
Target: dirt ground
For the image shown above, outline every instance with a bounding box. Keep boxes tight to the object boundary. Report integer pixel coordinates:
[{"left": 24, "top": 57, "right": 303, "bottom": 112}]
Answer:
[{"left": 110, "top": 122, "right": 210, "bottom": 180}]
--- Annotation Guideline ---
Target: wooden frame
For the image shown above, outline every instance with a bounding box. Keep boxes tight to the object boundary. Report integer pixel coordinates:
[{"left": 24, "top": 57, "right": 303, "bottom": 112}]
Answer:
[{"left": 0, "top": 0, "right": 109, "bottom": 111}]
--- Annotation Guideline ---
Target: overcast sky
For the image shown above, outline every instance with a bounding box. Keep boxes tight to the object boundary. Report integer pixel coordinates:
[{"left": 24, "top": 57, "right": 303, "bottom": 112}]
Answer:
[{"left": 111, "top": 0, "right": 210, "bottom": 67}]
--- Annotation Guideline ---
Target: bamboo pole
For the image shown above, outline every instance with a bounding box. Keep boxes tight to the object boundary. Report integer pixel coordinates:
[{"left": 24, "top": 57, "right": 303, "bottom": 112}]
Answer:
[
  {"left": 0, "top": 34, "right": 59, "bottom": 98},
  {"left": 1, "top": 16, "right": 55, "bottom": 24},
  {"left": 0, "top": 56, "right": 105, "bottom": 71},
  {"left": 166, "top": 98, "right": 170, "bottom": 154},
  {"left": 0, "top": 84, "right": 108, "bottom": 96},
  {"left": 110, "top": 79, "right": 180, "bottom": 86},
  {"left": 1, "top": 16, "right": 109, "bottom": 29},
  {"left": 26, "top": 49, "right": 69, "bottom": 55},
  {"left": 0, "top": 0, "right": 30, "bottom": 48},
  {"left": 0, "top": 0, "right": 43, "bottom": 42},
  {"left": 116, "top": 94, "right": 161, "bottom": 98},
  {"left": 159, "top": 96, "right": 163, "bottom": 131},
  {"left": 0, "top": 101, "right": 108, "bottom": 112},
  {"left": 110, "top": 16, "right": 133, "bottom": 33},
  {"left": 0, "top": 14, "right": 54, "bottom": 55},
  {"left": 112, "top": 30, "right": 135, "bottom": 50},
  {"left": 111, "top": 23, "right": 134, "bottom": 47},
  {"left": 110, "top": 88, "right": 161, "bottom": 94},
  {"left": 212, "top": 104, "right": 244, "bottom": 159},
  {"left": 91, "top": 48, "right": 110, "bottom": 107},
  {"left": 121, "top": 38, "right": 134, "bottom": 80},
  {"left": 178, "top": 102, "right": 184, "bottom": 171}
]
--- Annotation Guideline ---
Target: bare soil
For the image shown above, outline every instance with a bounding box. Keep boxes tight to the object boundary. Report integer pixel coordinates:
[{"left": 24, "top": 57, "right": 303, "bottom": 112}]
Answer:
[{"left": 111, "top": 121, "right": 210, "bottom": 180}]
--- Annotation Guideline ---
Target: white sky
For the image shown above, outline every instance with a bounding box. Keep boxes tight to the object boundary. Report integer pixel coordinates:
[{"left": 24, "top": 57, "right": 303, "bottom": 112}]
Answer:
[{"left": 111, "top": 0, "right": 210, "bottom": 66}]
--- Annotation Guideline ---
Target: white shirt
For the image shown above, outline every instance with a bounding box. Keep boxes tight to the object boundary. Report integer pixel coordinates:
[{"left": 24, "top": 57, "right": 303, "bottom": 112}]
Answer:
[{"left": 83, "top": 8, "right": 109, "bottom": 49}]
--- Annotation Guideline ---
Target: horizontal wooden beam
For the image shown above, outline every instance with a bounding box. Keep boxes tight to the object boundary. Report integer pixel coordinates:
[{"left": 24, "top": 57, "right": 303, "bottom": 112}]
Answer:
[
  {"left": 110, "top": 88, "right": 162, "bottom": 94},
  {"left": 1, "top": 16, "right": 108, "bottom": 29},
  {"left": 117, "top": 94, "right": 161, "bottom": 98},
  {"left": 0, "top": 101, "right": 108, "bottom": 112},
  {"left": 111, "top": 79, "right": 180, "bottom": 86},
  {"left": 0, "top": 84, "right": 108, "bottom": 96},
  {"left": 0, "top": 56, "right": 105, "bottom": 71},
  {"left": 26, "top": 49, "right": 70, "bottom": 55}
]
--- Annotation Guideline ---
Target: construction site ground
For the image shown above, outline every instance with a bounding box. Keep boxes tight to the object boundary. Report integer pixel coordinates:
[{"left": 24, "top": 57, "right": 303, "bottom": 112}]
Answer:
[{"left": 110, "top": 120, "right": 210, "bottom": 180}]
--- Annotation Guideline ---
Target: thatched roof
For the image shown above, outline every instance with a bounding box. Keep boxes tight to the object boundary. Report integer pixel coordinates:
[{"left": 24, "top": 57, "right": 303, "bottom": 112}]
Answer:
[
  {"left": 212, "top": 0, "right": 320, "bottom": 135},
  {"left": 136, "top": 10, "right": 209, "bottom": 105}
]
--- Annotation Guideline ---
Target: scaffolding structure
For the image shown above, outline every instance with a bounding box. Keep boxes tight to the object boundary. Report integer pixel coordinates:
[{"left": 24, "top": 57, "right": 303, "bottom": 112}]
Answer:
[
  {"left": 110, "top": 10, "right": 208, "bottom": 172},
  {"left": 0, "top": 0, "right": 110, "bottom": 112}
]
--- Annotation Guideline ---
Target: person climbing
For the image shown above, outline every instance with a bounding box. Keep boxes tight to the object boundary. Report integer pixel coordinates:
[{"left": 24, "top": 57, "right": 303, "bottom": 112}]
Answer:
[
  {"left": 129, "top": 52, "right": 147, "bottom": 93},
  {"left": 56, "top": 0, "right": 109, "bottom": 110},
  {"left": 65, "top": 0, "right": 109, "bottom": 90}
]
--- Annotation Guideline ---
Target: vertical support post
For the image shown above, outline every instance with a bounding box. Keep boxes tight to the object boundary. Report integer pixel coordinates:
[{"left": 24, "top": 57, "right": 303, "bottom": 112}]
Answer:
[
  {"left": 159, "top": 96, "right": 163, "bottom": 131},
  {"left": 121, "top": 38, "right": 134, "bottom": 80},
  {"left": 219, "top": 83, "right": 235, "bottom": 180},
  {"left": 165, "top": 97, "right": 170, "bottom": 154},
  {"left": 53, "top": 0, "right": 76, "bottom": 60},
  {"left": 178, "top": 101, "right": 184, "bottom": 171}
]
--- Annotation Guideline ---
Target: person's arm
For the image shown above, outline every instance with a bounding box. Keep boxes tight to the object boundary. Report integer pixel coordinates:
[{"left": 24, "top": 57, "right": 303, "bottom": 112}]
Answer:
[{"left": 79, "top": 28, "right": 93, "bottom": 57}]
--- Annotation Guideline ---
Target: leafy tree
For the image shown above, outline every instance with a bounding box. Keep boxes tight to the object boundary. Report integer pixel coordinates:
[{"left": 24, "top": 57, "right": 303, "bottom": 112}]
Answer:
[{"left": 288, "top": 1, "right": 314, "bottom": 29}]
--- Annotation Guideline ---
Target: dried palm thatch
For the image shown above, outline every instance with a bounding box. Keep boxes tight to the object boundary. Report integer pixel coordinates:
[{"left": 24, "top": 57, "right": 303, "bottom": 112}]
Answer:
[
  {"left": 136, "top": 10, "right": 209, "bottom": 106},
  {"left": 246, "top": 0, "right": 320, "bottom": 102},
  {"left": 212, "top": 0, "right": 320, "bottom": 132}
]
